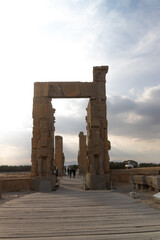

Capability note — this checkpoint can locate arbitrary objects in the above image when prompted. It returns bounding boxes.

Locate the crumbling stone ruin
[31,66,111,189]
[78,132,88,175]
[54,136,65,176]
[31,94,55,177]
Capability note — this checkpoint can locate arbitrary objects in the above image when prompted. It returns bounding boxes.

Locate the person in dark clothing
[73,169,76,178]
[55,169,58,177]
[69,169,72,178]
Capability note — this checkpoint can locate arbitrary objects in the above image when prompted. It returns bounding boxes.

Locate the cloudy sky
[0,0,160,166]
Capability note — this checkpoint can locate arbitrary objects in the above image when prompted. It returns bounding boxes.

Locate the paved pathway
[0,176,160,239]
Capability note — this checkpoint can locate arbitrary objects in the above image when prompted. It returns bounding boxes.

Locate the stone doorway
[31,66,111,190]
[53,98,87,170]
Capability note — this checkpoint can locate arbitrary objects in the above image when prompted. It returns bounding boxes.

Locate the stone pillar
[78,132,88,175]
[54,136,65,176]
[85,66,111,189]
[31,83,55,177]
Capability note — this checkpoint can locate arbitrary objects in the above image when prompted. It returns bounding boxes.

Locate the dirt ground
[113,182,160,211]
[0,191,33,205]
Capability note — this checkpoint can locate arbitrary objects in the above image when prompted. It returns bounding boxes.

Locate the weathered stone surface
[86,173,110,190]
[39,180,51,192]
[31,96,55,177]
[48,82,95,98]
[62,82,81,97]
[133,175,160,190]
[2,178,31,192]
[93,65,109,82]
[133,175,146,185]
[152,176,160,190]
[31,176,56,192]
[86,97,110,175]
[78,132,88,175]
[34,82,49,97]
[31,66,110,189]
[54,136,65,176]
[145,176,153,187]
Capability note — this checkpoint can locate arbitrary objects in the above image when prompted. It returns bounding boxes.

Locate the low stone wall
[110,167,160,183]
[0,172,56,192]
[2,178,32,192]
[134,175,160,190]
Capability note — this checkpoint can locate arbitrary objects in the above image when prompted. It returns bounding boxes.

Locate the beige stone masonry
[31,66,110,189]
[54,136,65,176]
[78,132,88,175]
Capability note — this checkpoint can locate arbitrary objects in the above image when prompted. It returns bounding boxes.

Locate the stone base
[31,175,56,192]
[1,178,31,192]
[79,169,86,176]
[86,173,110,190]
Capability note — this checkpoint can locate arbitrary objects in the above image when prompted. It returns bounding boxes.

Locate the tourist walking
[73,169,76,178]
[69,169,72,178]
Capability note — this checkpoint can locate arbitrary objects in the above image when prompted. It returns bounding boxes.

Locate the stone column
[85,66,111,189]
[78,132,88,175]
[31,83,55,177]
[54,136,65,176]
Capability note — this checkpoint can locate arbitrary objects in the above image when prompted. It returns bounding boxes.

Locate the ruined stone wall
[54,136,65,176]
[110,167,160,183]
[78,132,88,175]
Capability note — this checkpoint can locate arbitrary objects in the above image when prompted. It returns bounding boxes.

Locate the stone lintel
[34,82,106,99]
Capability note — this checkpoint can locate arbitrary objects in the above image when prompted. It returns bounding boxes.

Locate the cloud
[62,134,79,162]
[0,0,160,165]
[53,99,88,136]
[0,144,31,166]
[109,135,160,163]
[0,129,32,165]
[108,85,160,140]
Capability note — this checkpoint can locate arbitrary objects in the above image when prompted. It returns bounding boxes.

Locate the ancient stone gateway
[31,66,111,190]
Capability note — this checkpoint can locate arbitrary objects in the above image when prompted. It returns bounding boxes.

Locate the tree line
[0,161,160,172]
[110,161,160,169]
[0,165,31,172]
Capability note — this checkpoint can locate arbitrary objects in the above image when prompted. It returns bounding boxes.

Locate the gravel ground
[0,191,33,205]
[113,182,160,211]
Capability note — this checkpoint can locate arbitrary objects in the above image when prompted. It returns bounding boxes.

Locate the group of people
[67,168,76,178]
[53,167,77,178]
[54,168,58,177]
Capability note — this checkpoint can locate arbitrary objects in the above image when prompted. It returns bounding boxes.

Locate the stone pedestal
[86,173,110,190]
[31,175,56,192]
